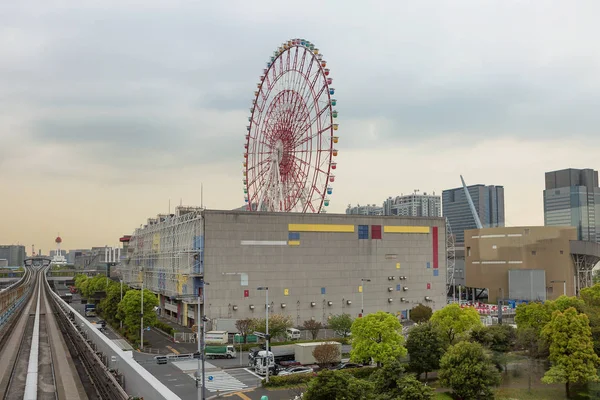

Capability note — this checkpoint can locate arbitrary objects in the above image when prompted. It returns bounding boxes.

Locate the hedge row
[261,367,378,388]
[262,373,314,387]
[154,321,175,335]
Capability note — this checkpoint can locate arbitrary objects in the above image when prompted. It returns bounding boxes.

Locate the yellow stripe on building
[288,240,301,246]
[288,224,355,233]
[383,226,430,234]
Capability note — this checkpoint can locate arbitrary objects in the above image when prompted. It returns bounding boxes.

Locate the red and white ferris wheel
[243,38,339,213]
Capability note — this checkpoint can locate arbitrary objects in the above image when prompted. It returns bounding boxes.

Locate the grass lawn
[433,393,453,400]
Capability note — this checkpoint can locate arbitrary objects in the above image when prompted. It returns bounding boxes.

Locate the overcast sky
[1,0,599,252]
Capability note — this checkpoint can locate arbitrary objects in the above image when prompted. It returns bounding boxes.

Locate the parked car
[331,362,362,370]
[277,366,314,376]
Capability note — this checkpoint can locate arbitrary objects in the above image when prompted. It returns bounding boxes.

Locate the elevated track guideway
[0,266,129,400]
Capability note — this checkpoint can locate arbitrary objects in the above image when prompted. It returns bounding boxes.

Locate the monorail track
[0,268,89,399]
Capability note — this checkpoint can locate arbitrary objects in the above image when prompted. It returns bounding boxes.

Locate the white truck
[205,330,228,344]
[252,350,277,376]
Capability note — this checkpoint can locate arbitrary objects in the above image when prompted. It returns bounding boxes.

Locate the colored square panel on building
[288,232,300,240]
[433,270,439,277]
[427,283,431,289]
[371,225,382,239]
[358,225,369,239]
[426,262,431,269]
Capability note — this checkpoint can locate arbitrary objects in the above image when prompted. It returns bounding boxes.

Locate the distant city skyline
[1,2,599,251]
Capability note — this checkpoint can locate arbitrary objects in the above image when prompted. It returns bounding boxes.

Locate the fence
[174,332,196,343]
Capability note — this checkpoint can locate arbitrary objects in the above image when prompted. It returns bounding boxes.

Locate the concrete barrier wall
[47,283,181,400]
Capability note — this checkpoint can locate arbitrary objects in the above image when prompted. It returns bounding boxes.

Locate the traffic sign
[208,376,213,381]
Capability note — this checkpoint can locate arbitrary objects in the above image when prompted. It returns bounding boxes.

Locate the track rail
[1,267,131,400]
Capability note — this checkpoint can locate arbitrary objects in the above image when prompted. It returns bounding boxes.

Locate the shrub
[262,373,314,387]
[345,367,378,379]
[154,321,175,335]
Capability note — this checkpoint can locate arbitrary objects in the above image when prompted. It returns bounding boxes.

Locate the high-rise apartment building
[0,245,26,267]
[383,192,441,217]
[544,168,600,242]
[442,184,505,244]
[346,204,384,216]
[346,192,441,218]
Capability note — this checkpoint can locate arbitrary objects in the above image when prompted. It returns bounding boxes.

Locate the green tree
[471,325,516,353]
[593,270,600,285]
[439,341,501,399]
[99,280,130,325]
[410,304,433,324]
[350,311,407,366]
[303,370,375,400]
[371,359,406,394]
[580,284,600,355]
[329,313,354,338]
[541,307,600,398]
[406,322,446,380]
[235,318,254,343]
[517,326,540,392]
[515,301,551,335]
[252,314,293,340]
[430,304,482,343]
[303,319,322,340]
[117,288,159,340]
[394,375,434,400]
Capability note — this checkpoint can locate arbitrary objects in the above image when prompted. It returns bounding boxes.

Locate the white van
[286,328,301,340]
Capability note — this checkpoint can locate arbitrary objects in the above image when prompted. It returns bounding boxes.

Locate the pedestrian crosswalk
[186,370,248,392]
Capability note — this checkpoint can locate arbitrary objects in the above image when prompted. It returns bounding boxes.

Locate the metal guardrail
[45,274,130,400]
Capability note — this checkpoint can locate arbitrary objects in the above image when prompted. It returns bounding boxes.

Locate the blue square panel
[358,225,369,239]
[433,270,439,277]
[426,262,431,269]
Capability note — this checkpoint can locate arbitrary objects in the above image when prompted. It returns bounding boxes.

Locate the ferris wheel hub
[274,139,284,164]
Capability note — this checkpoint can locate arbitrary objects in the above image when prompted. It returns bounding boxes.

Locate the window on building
[467,247,471,256]
[371,225,382,240]
[532,250,537,256]
[358,225,369,239]
[492,245,497,249]
[560,250,564,254]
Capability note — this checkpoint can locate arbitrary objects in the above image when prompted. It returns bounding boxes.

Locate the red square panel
[427,283,431,290]
[371,225,382,240]
[244,290,249,298]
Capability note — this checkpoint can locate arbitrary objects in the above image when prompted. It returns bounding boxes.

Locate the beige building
[465,226,600,303]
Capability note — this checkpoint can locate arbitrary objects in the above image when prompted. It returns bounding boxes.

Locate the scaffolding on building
[123,206,204,300]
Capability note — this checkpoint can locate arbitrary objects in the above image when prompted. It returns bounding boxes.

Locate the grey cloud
[2,0,600,173]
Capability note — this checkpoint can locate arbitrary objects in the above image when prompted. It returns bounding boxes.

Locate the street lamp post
[120,279,123,330]
[257,287,269,383]
[360,278,371,317]
[140,267,144,351]
[551,280,567,296]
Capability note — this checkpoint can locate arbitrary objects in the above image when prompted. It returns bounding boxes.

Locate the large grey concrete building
[0,245,26,267]
[122,209,447,328]
[442,184,505,245]
[544,168,600,242]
